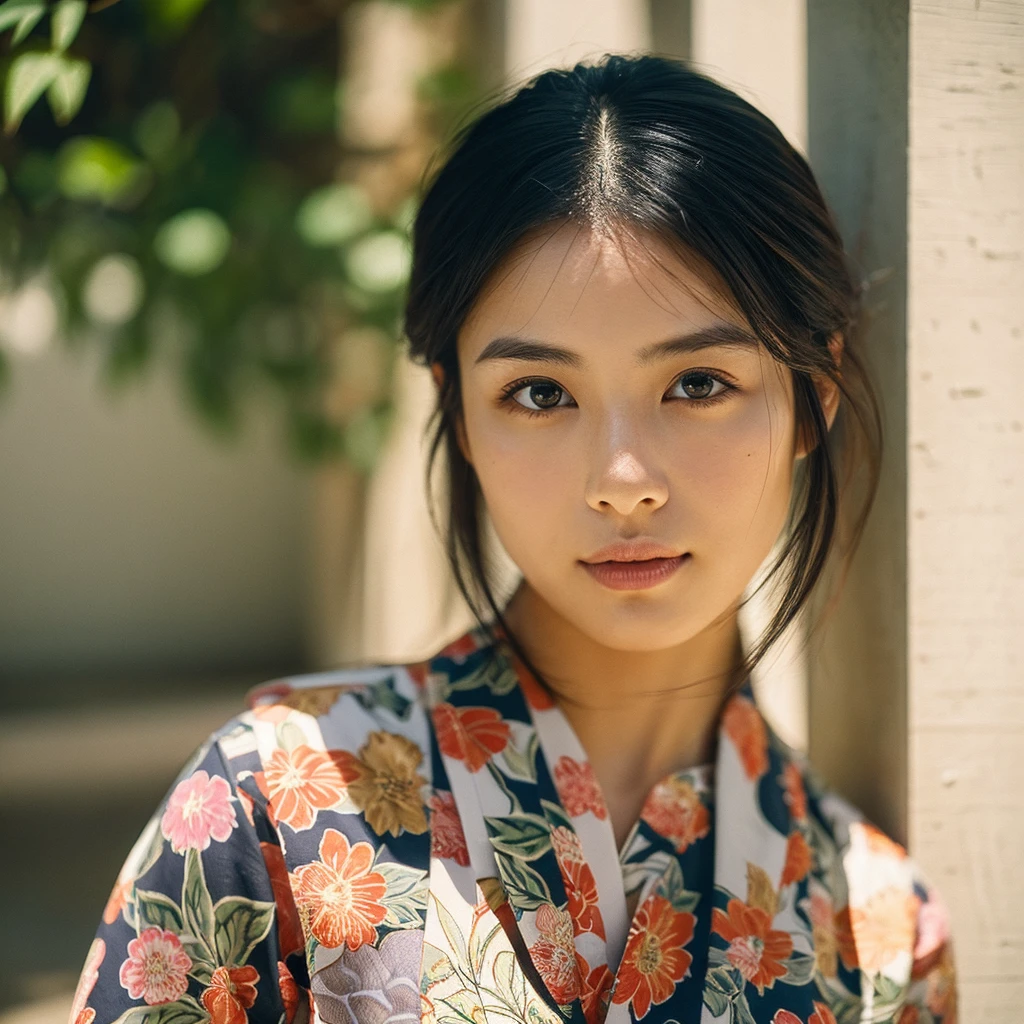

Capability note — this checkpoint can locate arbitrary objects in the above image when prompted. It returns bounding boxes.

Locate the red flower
[278,960,302,1024]
[260,842,305,956]
[428,790,470,867]
[118,927,191,1005]
[558,855,606,940]
[712,898,793,995]
[772,1005,837,1024]
[581,961,614,1024]
[640,775,710,853]
[612,895,695,1018]
[722,696,769,781]
[780,831,812,887]
[292,828,388,949]
[553,756,607,819]
[433,703,511,772]
[201,965,259,1024]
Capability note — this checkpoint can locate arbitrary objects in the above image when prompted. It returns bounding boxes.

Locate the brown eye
[511,380,571,410]
[669,372,726,401]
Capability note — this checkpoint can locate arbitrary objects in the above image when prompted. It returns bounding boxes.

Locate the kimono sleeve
[901,868,958,1024]
[68,724,309,1024]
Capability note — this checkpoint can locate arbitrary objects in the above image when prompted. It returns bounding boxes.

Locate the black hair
[404,53,881,692]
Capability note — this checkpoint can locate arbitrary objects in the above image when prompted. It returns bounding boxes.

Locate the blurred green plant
[0,0,476,467]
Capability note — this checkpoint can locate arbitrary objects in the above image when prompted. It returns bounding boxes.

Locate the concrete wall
[907,2,1024,1017]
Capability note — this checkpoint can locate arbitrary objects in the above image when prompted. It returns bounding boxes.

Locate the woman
[70,55,957,1024]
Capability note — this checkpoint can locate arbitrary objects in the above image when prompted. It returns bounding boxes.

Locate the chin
[567,594,718,653]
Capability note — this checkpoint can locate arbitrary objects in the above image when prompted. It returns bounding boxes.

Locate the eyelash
[497,370,737,418]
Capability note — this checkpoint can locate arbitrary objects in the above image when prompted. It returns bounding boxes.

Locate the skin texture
[442,220,838,848]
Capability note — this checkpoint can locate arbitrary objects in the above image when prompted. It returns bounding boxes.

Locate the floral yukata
[71,624,957,1024]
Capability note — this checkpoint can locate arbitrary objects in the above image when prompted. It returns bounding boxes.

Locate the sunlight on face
[456,221,798,652]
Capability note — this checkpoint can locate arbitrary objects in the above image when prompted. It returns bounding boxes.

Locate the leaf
[4,51,61,133]
[779,951,817,987]
[745,861,778,918]
[377,861,428,929]
[212,895,275,967]
[134,889,184,933]
[469,920,501,974]
[730,991,757,1024]
[274,719,306,752]
[496,728,538,784]
[539,798,573,833]
[109,996,208,1024]
[0,0,45,43]
[181,848,215,960]
[354,676,412,720]
[496,852,551,911]
[484,814,551,862]
[430,892,468,966]
[50,0,86,50]
[46,55,89,124]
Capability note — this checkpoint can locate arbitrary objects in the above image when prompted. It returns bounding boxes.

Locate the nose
[583,418,669,517]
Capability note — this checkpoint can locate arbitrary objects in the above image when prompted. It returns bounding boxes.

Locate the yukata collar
[428,626,822,1024]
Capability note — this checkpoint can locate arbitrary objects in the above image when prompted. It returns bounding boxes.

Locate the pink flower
[552,756,607,820]
[70,938,105,1023]
[161,770,238,854]
[118,927,192,1005]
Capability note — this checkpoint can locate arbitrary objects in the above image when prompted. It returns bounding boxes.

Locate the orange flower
[347,731,429,837]
[509,653,555,710]
[896,1007,920,1024]
[259,744,360,831]
[277,960,304,1024]
[835,903,858,970]
[612,895,695,1018]
[712,897,793,995]
[722,695,769,781]
[581,961,614,1024]
[433,703,511,772]
[260,842,304,956]
[809,1003,838,1024]
[780,831,812,887]
[780,762,807,822]
[849,886,920,974]
[560,856,606,940]
[201,965,259,1024]
[292,828,387,949]
[640,776,710,853]
[862,822,907,861]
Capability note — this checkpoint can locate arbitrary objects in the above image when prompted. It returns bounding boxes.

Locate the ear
[431,360,473,465]
[795,331,843,459]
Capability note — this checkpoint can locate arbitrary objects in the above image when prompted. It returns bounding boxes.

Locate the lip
[582,540,684,563]
[581,554,689,591]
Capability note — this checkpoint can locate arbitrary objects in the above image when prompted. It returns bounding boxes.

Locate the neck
[502,583,743,844]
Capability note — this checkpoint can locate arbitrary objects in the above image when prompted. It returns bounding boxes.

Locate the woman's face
[454,222,802,652]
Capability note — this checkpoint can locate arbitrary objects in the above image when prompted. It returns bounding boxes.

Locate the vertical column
[908,2,1024,1017]
[805,0,910,843]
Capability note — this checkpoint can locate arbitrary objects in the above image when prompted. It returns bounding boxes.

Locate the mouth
[579,545,690,592]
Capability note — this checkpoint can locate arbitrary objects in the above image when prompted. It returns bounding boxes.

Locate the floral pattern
[71,623,956,1023]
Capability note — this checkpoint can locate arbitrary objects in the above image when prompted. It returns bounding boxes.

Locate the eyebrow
[473,323,761,368]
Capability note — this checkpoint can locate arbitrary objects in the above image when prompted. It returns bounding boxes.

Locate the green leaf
[730,992,757,1024]
[0,0,46,43]
[212,895,275,967]
[377,861,428,929]
[779,951,817,987]
[181,848,215,960]
[430,891,468,966]
[485,814,551,862]
[134,889,184,933]
[495,852,551,911]
[51,0,86,50]
[46,55,89,124]
[4,51,61,133]
[498,729,538,784]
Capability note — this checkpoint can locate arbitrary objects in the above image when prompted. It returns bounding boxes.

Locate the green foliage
[0,0,479,466]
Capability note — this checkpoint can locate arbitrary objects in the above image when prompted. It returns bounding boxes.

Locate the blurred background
[0,0,1020,1021]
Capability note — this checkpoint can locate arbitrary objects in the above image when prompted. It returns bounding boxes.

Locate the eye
[506,378,574,411]
[667,371,731,402]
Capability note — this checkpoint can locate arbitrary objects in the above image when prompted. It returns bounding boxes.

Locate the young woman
[70,55,957,1024]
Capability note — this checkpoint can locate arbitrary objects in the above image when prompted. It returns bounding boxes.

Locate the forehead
[459,220,749,349]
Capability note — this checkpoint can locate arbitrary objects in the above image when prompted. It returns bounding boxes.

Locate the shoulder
[792,753,957,1021]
